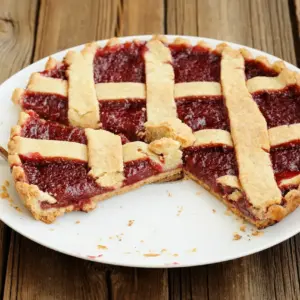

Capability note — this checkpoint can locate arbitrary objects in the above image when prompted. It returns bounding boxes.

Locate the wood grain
[119,0,164,36]
[0,0,38,297]
[167,1,300,299]
[34,0,119,60]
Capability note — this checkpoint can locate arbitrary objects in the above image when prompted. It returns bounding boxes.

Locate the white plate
[0,35,299,268]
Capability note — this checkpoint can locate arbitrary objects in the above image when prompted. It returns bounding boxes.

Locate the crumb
[177,206,183,216]
[116,234,123,241]
[240,225,246,232]
[75,220,80,224]
[212,209,216,213]
[173,253,179,257]
[143,253,160,257]
[191,248,197,252]
[4,180,9,187]
[14,206,22,213]
[97,245,108,250]
[49,228,55,231]
[167,191,172,197]
[225,209,232,216]
[252,230,264,237]
[128,220,134,227]
[233,233,242,240]
[109,236,114,240]
[140,240,144,243]
[196,191,201,195]
[0,191,9,199]
[160,248,167,253]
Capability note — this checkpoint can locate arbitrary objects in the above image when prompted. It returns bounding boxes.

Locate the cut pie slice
[8,112,182,223]
[9,35,300,227]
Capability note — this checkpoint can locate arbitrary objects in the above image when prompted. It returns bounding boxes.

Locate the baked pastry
[8,36,300,227]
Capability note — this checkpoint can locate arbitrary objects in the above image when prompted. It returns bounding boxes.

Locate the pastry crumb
[233,233,242,240]
[140,240,144,243]
[252,230,264,237]
[0,191,9,199]
[212,209,216,213]
[75,220,80,224]
[177,206,183,216]
[173,253,179,257]
[143,253,160,257]
[167,191,172,197]
[109,236,114,240]
[14,206,22,213]
[128,220,135,227]
[4,180,9,187]
[160,248,167,253]
[196,191,201,195]
[240,225,246,232]
[191,248,197,252]
[97,245,108,250]
[225,209,232,216]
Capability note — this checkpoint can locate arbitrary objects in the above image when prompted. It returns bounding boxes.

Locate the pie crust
[8,35,300,227]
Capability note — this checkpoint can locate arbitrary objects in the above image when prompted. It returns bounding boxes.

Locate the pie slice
[8,111,182,223]
[9,35,300,227]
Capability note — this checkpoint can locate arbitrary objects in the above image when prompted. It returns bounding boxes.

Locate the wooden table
[0,0,300,299]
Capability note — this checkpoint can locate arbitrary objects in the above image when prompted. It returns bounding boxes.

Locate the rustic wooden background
[0,0,300,299]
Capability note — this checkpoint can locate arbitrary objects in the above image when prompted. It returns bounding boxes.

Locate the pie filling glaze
[21,155,163,210]
[9,36,300,225]
[99,99,146,141]
[176,96,229,131]
[22,92,69,125]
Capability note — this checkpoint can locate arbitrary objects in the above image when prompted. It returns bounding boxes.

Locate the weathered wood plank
[3,0,118,299]
[167,1,300,300]
[119,0,164,36]
[34,0,119,60]
[0,0,38,297]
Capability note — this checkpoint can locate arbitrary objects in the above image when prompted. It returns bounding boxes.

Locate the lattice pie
[8,36,300,227]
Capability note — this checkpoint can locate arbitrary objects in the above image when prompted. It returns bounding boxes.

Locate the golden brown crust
[27,73,68,97]
[145,118,195,148]
[11,88,25,104]
[184,171,275,228]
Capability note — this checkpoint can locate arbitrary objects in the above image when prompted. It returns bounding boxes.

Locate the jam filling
[40,63,68,80]
[21,155,164,210]
[94,42,146,83]
[21,113,87,144]
[183,146,237,193]
[22,92,69,125]
[176,96,229,131]
[99,99,146,141]
[183,146,258,221]
[169,44,221,83]
[252,85,300,128]
[124,158,163,186]
[21,156,111,209]
[245,59,279,80]
[271,143,300,186]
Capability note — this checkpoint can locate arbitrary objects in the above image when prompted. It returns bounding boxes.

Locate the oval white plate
[0,35,299,268]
